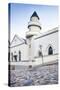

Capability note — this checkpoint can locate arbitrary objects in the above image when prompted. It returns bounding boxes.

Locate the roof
[34,27,58,40]
[10,34,27,47]
[31,11,39,20]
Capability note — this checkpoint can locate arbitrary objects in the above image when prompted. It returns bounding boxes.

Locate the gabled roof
[10,34,26,47]
[31,11,39,20]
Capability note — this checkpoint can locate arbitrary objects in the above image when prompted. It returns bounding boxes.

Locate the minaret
[26,11,41,61]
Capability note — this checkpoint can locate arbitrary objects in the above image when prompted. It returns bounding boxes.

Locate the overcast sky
[9,3,58,41]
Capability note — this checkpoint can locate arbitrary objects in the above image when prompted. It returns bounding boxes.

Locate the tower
[26,11,41,61]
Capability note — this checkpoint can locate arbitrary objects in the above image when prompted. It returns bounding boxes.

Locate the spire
[31,11,39,20]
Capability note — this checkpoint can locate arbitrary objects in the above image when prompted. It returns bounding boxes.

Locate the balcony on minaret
[28,21,41,29]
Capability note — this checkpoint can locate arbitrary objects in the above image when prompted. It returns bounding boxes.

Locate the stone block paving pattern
[10,63,58,87]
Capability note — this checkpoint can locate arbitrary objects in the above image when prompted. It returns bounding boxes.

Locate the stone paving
[10,62,58,87]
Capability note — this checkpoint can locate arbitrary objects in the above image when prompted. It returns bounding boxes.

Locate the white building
[10,11,59,66]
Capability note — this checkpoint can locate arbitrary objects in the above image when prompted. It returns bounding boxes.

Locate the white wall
[10,54,58,66]
[10,29,58,64]
[34,31,58,58]
[28,25,40,32]
[10,44,29,61]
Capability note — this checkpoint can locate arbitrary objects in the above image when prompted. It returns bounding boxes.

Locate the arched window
[48,46,53,55]
[19,51,21,61]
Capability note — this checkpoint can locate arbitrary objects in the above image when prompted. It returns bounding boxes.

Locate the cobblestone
[10,63,58,86]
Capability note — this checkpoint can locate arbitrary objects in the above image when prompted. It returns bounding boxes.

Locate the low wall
[9,54,58,66]
[35,54,58,65]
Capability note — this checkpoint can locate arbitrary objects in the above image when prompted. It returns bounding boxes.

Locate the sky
[9,3,58,41]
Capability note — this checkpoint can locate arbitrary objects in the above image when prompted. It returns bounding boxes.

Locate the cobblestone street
[10,62,58,87]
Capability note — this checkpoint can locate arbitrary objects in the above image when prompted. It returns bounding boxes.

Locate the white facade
[10,11,59,66]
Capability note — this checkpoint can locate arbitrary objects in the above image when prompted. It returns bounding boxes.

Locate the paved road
[10,63,58,87]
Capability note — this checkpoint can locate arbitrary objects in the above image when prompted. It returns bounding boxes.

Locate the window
[19,51,21,61]
[48,46,53,55]
[11,53,13,61]
[14,55,17,62]
[8,52,10,62]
